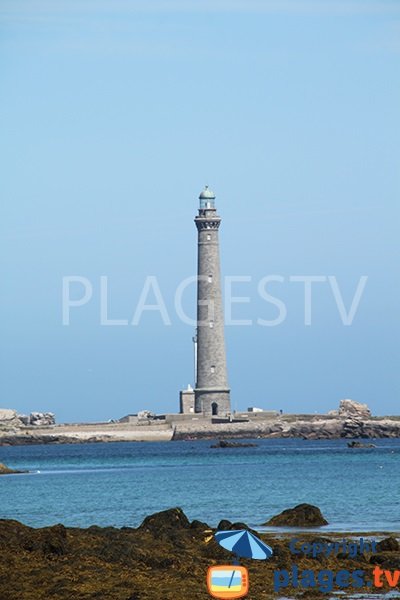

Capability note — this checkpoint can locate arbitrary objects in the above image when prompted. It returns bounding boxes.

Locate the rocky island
[0,400,399,446]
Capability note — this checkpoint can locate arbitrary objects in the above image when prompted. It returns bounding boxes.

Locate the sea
[1,437,399,532]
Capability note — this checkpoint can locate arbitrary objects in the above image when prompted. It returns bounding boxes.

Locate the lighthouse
[193,186,231,417]
[179,186,231,417]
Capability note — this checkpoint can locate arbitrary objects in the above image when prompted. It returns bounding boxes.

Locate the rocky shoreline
[173,415,400,441]
[0,507,399,600]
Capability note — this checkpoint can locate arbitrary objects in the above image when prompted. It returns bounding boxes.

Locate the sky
[1,0,399,422]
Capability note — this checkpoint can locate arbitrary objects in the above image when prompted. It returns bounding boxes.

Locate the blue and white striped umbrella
[215,529,273,560]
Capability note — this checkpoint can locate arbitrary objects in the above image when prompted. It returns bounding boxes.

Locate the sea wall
[0,421,174,445]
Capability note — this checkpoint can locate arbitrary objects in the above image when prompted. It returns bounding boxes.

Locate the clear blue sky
[1,0,399,422]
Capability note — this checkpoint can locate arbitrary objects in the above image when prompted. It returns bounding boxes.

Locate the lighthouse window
[209,321,214,328]
[210,365,215,374]
[208,274,213,283]
[207,234,211,240]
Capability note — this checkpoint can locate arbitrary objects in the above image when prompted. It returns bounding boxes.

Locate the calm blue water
[0,438,399,531]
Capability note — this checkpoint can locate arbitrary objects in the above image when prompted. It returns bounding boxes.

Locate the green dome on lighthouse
[199,185,216,200]
[199,185,216,209]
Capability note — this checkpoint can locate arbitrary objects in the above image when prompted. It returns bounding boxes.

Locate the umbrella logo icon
[215,529,273,561]
[207,530,273,598]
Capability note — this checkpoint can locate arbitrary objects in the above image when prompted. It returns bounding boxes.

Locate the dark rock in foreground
[376,536,400,552]
[370,551,400,570]
[138,507,191,535]
[0,520,67,556]
[265,503,329,527]
[216,519,259,536]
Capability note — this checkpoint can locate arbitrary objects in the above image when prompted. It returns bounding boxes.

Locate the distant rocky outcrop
[0,409,55,429]
[137,410,156,420]
[264,504,329,527]
[0,409,24,427]
[210,440,257,448]
[347,441,376,448]
[27,412,56,427]
[338,399,371,420]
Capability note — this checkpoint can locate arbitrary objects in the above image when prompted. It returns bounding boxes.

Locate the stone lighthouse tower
[193,186,231,417]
